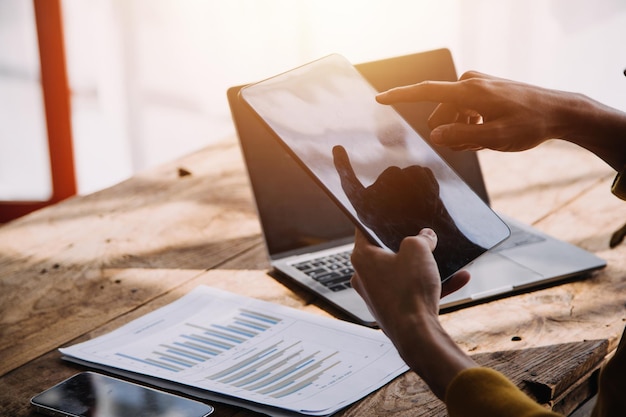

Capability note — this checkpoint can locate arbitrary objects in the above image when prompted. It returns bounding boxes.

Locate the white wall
[455,0,626,109]
[0,0,49,200]
[1,0,625,199]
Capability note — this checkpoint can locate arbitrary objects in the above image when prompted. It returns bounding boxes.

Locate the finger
[441,270,471,298]
[430,123,493,149]
[352,228,372,252]
[352,228,385,267]
[416,227,438,252]
[376,81,465,105]
[349,273,378,323]
[349,271,364,296]
[458,70,495,81]
[332,145,366,197]
[349,272,373,314]
[377,72,503,107]
[459,70,509,83]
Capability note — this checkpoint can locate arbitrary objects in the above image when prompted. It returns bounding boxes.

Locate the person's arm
[350,229,562,415]
[376,71,626,171]
[350,228,474,399]
[363,72,626,414]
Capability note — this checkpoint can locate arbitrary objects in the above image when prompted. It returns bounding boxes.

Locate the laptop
[227,48,606,327]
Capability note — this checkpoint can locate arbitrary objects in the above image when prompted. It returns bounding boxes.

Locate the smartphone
[30,372,214,417]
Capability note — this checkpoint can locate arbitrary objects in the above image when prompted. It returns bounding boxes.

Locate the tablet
[239,54,510,280]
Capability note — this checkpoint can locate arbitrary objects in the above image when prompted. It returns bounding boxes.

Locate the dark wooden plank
[478,340,608,415]
[338,340,607,416]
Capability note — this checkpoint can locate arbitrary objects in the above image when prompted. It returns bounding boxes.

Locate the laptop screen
[228,49,490,260]
[228,85,354,257]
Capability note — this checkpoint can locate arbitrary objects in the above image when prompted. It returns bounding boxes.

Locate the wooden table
[1,137,625,416]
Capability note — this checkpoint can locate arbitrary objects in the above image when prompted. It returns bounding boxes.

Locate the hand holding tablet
[240,54,510,280]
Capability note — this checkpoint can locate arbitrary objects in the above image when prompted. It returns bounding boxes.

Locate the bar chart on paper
[117,308,285,373]
[60,286,408,415]
[115,306,345,400]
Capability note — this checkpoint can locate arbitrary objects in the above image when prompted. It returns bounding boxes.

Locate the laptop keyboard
[292,250,354,292]
[291,225,543,292]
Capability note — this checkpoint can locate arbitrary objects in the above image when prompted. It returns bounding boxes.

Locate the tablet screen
[240,54,510,280]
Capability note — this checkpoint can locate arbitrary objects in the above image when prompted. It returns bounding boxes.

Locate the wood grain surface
[1,137,624,416]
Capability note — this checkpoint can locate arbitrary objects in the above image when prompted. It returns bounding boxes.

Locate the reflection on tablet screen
[240,54,510,280]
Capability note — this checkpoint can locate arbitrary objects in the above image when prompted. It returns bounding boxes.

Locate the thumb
[417,227,438,252]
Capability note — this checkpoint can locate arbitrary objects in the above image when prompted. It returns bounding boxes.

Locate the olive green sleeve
[445,367,562,417]
[591,329,626,417]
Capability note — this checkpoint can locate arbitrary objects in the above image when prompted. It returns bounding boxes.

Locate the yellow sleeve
[445,367,562,417]
[591,329,626,417]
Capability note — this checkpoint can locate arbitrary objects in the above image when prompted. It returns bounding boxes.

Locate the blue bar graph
[207,339,342,398]
[115,308,282,373]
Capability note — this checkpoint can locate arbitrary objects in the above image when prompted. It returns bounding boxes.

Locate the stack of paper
[61,286,408,416]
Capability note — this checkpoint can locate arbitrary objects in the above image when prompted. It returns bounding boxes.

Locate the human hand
[350,228,470,335]
[350,228,474,399]
[376,71,575,152]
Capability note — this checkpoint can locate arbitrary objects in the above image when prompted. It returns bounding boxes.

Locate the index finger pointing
[376,81,464,105]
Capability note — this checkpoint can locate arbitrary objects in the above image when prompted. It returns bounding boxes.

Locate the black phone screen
[240,54,510,280]
[31,372,214,417]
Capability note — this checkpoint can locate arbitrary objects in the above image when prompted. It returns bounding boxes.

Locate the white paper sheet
[60,286,408,416]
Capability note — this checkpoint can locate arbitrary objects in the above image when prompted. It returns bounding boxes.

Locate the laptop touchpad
[441,252,543,305]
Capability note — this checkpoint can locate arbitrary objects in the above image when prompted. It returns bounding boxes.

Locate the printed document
[61,286,408,416]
